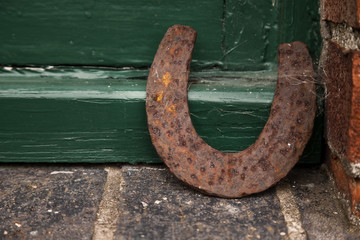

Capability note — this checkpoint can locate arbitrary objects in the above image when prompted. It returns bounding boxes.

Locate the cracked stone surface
[0,164,107,239]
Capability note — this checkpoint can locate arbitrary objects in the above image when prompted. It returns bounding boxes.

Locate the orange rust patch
[167,105,176,113]
[156,91,163,102]
[162,72,171,87]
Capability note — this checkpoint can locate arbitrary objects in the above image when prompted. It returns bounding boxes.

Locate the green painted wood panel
[0,0,224,69]
[0,1,323,164]
[223,0,321,70]
[279,0,321,63]
[223,0,280,71]
[0,67,322,163]
[0,0,320,70]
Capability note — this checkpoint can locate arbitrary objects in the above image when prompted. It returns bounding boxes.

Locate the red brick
[324,41,360,172]
[321,0,360,28]
[350,55,360,163]
[327,149,360,218]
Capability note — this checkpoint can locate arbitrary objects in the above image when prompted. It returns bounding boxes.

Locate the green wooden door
[0,0,322,163]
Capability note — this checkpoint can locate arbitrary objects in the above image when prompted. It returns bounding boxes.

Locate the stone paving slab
[115,165,288,240]
[1,163,360,240]
[285,167,360,240]
[0,164,107,239]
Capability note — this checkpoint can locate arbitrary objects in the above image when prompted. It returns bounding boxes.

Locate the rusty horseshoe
[146,25,316,198]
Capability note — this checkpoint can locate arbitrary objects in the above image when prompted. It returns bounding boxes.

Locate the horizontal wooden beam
[0,67,322,163]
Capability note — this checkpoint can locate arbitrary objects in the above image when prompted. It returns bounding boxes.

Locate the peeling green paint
[0,68,322,163]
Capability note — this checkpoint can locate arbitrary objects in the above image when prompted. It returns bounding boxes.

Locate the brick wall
[321,0,360,220]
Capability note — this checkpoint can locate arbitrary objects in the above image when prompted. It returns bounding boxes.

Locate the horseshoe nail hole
[179,140,187,147]
[170,47,182,56]
[279,149,288,156]
[240,173,246,180]
[191,143,201,151]
[258,158,271,171]
[152,111,159,118]
[151,127,161,136]
[285,49,294,55]
[166,130,173,137]
[191,174,198,181]
[296,118,303,125]
[228,158,237,164]
[218,176,224,183]
[228,168,239,177]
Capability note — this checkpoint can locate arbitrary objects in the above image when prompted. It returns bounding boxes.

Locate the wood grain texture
[0,68,322,163]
